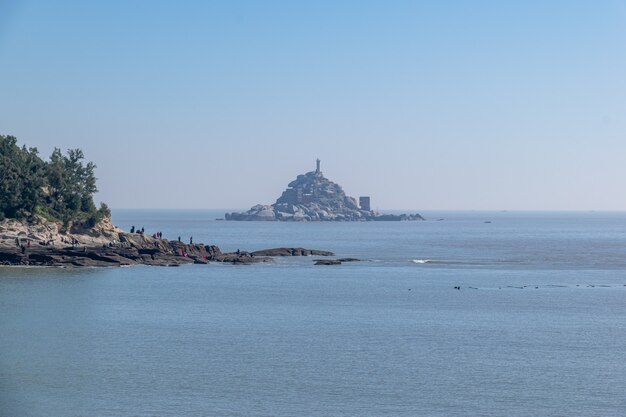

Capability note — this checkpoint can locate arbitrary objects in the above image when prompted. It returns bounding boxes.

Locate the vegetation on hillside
[0,134,110,226]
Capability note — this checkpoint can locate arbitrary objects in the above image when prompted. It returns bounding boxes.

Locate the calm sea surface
[1,210,625,416]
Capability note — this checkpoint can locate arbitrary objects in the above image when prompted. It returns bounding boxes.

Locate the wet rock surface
[313,258,361,265]
[314,259,343,266]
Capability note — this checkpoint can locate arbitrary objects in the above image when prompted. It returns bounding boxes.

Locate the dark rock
[230,257,264,265]
[0,252,26,264]
[313,258,360,263]
[205,245,222,257]
[138,248,160,255]
[314,259,342,265]
[250,247,335,257]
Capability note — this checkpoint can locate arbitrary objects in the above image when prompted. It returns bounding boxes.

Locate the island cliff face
[225,160,423,222]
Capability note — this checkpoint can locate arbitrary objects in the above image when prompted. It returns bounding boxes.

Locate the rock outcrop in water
[250,248,334,257]
[226,160,424,222]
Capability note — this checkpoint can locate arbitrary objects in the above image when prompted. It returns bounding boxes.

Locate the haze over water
[1,210,625,416]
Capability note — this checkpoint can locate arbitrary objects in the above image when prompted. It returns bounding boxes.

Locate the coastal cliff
[226,160,423,221]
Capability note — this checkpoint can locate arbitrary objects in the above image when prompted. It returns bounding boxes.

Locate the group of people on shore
[129,226,144,234]
[127,226,199,249]
[174,235,193,244]
[130,226,168,241]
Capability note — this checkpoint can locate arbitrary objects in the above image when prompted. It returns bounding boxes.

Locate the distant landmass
[226,160,423,221]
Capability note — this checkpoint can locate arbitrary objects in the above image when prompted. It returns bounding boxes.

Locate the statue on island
[225,160,424,222]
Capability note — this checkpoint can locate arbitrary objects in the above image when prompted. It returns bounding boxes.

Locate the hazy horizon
[109,207,626,214]
[1,1,625,211]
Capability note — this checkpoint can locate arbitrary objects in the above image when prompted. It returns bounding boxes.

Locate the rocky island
[226,159,423,221]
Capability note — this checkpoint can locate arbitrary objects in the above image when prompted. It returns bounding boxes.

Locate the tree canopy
[0,135,110,225]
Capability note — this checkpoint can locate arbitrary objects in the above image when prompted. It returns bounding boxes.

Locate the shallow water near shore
[1,210,626,416]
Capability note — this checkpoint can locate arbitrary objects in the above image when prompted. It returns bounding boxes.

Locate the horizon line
[108,207,626,213]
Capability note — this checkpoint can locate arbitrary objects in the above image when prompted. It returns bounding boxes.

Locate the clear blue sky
[1,1,625,210]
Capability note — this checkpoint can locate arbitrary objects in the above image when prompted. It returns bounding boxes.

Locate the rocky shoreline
[0,235,335,267]
[0,218,334,267]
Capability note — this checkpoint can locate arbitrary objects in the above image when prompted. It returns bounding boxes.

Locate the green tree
[0,136,45,218]
[0,134,109,226]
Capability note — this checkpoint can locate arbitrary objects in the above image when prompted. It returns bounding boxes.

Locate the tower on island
[359,196,371,211]
[316,158,321,174]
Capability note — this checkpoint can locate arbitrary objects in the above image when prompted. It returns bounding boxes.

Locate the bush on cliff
[0,134,109,226]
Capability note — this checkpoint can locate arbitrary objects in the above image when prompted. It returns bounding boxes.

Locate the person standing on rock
[190,236,193,245]
[178,236,181,242]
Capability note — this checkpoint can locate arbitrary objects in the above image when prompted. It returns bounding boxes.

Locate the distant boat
[484,221,491,224]
[215,218,225,221]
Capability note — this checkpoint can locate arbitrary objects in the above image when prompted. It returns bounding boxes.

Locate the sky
[1,0,625,210]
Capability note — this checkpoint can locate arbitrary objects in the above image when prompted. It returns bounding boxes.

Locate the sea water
[1,210,625,416]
